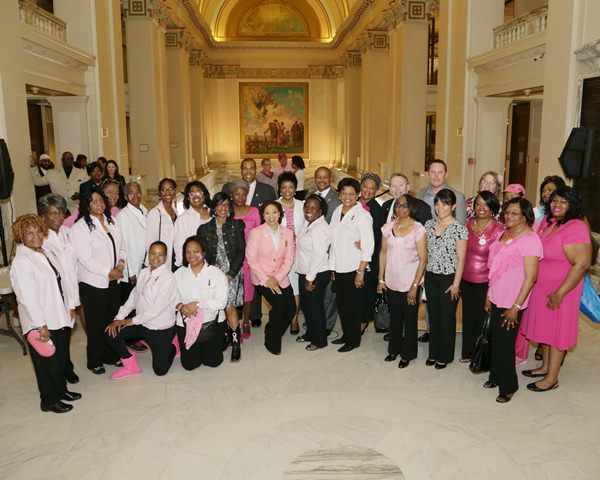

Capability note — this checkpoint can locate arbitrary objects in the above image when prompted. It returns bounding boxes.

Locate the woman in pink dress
[232,180,261,337]
[521,187,591,392]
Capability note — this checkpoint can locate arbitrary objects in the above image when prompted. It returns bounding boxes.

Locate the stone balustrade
[493,6,548,49]
[18,0,66,42]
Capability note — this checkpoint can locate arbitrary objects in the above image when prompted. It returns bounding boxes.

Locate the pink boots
[111,354,141,379]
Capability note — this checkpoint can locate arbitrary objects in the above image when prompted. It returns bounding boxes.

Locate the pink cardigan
[246,223,295,288]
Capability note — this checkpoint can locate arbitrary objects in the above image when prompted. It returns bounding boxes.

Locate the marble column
[189,50,208,175]
[46,96,91,159]
[166,29,194,183]
[123,0,171,192]
[386,7,429,183]
[342,51,361,172]
[359,31,389,177]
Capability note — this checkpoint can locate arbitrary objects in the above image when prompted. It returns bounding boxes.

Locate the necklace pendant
[506,238,513,244]
[478,237,487,246]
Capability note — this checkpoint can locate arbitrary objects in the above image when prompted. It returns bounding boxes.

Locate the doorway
[508,102,530,186]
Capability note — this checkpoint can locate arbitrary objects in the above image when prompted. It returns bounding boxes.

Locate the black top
[197,218,246,278]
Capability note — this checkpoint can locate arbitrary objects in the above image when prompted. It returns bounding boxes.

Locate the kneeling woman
[10,214,81,413]
[246,201,296,355]
[175,236,229,369]
[105,241,178,378]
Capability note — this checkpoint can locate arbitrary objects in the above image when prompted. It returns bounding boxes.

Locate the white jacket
[10,244,73,334]
[71,215,127,288]
[296,216,331,281]
[117,203,148,279]
[173,208,211,267]
[42,226,80,309]
[277,197,305,236]
[329,203,374,273]
[30,166,88,210]
[146,202,176,267]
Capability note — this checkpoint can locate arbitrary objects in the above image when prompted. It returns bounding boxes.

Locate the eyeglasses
[396,203,409,209]
[160,187,176,192]
[188,191,203,198]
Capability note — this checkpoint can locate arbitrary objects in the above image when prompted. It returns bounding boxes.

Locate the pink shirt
[487,231,543,309]
[381,221,426,292]
[463,219,505,283]
[283,207,295,233]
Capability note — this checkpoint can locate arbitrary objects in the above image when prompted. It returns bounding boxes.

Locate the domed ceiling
[198,0,361,43]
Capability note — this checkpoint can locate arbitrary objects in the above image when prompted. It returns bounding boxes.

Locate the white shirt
[42,227,80,309]
[296,216,331,281]
[317,187,331,198]
[295,169,305,191]
[173,208,211,267]
[329,203,374,273]
[174,264,228,327]
[30,166,88,210]
[246,180,257,206]
[10,245,73,333]
[115,264,177,330]
[146,202,176,267]
[117,203,148,279]
[71,215,127,288]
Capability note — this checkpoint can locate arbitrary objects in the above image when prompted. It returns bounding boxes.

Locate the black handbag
[374,291,391,330]
[469,311,492,374]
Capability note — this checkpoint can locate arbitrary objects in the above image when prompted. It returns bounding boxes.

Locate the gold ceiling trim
[204,64,344,78]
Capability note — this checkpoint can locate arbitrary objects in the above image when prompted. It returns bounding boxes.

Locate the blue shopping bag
[580,274,600,323]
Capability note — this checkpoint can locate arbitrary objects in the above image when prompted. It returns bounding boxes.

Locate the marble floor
[1,314,600,480]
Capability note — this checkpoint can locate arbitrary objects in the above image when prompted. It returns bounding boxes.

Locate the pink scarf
[184,309,205,350]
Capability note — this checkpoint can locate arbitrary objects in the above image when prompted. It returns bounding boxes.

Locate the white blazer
[71,215,127,288]
[296,216,331,281]
[10,244,73,334]
[117,203,148,279]
[329,203,374,273]
[115,264,177,330]
[277,197,305,236]
[42,226,80,309]
[146,202,176,267]
[173,208,211,267]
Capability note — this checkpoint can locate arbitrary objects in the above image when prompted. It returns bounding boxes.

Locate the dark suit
[250,181,276,208]
[308,188,340,224]
[362,198,384,325]
[381,197,433,226]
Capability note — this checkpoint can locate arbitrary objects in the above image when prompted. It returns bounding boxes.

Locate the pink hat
[503,183,525,195]
[26,330,56,357]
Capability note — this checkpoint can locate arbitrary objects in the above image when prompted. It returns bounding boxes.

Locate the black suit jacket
[381,197,432,226]
[250,181,276,208]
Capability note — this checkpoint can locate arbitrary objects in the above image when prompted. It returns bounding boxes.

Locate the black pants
[258,285,296,354]
[324,282,338,330]
[176,321,225,370]
[489,304,522,396]
[388,289,420,360]
[249,289,262,321]
[106,324,176,376]
[299,272,330,348]
[335,271,365,348]
[79,281,120,369]
[460,280,488,359]
[28,327,70,406]
[425,272,458,363]
[361,270,378,325]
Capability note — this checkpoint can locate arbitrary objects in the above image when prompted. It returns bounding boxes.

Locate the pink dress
[234,207,261,303]
[522,218,590,350]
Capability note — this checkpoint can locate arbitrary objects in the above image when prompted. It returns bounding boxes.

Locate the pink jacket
[246,224,296,288]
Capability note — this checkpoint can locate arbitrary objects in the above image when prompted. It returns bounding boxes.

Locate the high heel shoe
[242,321,251,339]
[398,359,410,369]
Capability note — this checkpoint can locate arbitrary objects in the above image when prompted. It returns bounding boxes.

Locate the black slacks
[28,327,70,406]
[489,304,522,396]
[324,282,338,330]
[424,272,458,364]
[298,271,330,348]
[460,280,489,359]
[387,289,420,361]
[249,289,263,321]
[360,270,378,325]
[258,285,296,354]
[334,271,365,348]
[176,320,225,370]
[106,324,176,376]
[79,281,120,369]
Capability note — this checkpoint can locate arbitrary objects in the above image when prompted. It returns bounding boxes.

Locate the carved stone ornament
[384,0,439,30]
[203,65,344,79]
[575,38,600,76]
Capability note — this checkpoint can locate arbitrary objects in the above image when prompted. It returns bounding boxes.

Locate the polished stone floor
[1,314,599,480]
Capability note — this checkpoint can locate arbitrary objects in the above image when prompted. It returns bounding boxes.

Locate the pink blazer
[246,224,295,288]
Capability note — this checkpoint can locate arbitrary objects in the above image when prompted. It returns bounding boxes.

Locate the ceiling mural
[237,2,310,38]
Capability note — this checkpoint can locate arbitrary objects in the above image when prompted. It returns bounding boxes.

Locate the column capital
[383,0,439,30]
[165,28,196,52]
[308,65,344,79]
[341,50,362,69]
[189,49,206,68]
[357,30,388,55]
[122,0,170,29]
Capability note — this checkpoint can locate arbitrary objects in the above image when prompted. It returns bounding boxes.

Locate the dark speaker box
[559,127,597,179]
[0,139,15,200]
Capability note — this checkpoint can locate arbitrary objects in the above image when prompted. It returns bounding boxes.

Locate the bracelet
[378,279,385,284]
[356,270,365,276]
[513,303,522,310]
[412,283,419,288]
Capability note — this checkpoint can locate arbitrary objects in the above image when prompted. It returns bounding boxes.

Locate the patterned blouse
[425,219,469,275]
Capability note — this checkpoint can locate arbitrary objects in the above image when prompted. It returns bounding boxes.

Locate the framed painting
[239,82,308,158]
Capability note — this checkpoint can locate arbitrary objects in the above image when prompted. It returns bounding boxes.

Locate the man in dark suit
[241,158,276,327]
[381,172,432,226]
[308,166,341,224]
[241,158,276,208]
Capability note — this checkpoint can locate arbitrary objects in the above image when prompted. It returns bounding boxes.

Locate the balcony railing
[18,0,67,42]
[494,6,547,49]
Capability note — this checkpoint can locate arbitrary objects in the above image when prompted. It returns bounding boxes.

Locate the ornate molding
[383,0,439,30]
[165,28,196,52]
[203,65,344,79]
[122,0,170,30]
[357,30,389,55]
[342,50,362,68]
[189,49,206,68]
[575,38,600,76]
[471,44,545,73]
[22,38,91,70]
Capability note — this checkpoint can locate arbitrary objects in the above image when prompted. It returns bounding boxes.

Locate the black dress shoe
[375,327,389,333]
[434,362,447,370]
[305,344,322,351]
[66,372,80,384]
[527,381,559,392]
[90,366,105,375]
[384,354,398,362]
[418,332,430,343]
[251,319,262,328]
[483,380,498,389]
[383,333,390,342]
[496,393,514,403]
[41,401,73,413]
[296,335,309,343]
[398,359,410,369]
[337,344,356,353]
[425,358,436,366]
[62,391,82,402]
[331,338,345,345]
[522,369,547,378]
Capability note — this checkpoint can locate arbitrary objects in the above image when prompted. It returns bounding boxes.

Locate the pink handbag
[26,330,56,357]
